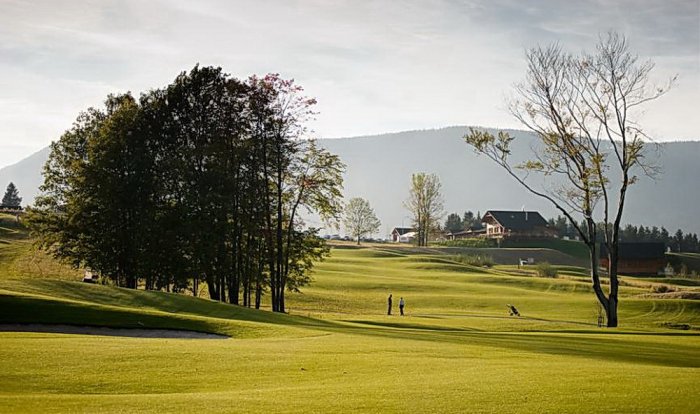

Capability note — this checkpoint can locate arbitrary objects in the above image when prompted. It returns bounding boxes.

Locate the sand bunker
[0,324,229,339]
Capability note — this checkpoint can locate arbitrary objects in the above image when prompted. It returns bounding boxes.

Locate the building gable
[483,210,548,231]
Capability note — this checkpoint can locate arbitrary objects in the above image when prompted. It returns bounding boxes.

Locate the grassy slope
[0,214,81,281]
[0,239,699,413]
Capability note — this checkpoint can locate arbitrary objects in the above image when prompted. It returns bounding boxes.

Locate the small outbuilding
[599,242,666,276]
[390,227,415,243]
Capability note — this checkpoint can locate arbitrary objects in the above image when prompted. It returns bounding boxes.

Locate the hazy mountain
[317,127,700,236]
[2,127,698,235]
[0,146,50,206]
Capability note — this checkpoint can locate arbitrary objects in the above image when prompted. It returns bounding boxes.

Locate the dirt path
[0,324,229,339]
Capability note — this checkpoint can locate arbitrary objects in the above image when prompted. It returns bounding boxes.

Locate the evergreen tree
[1,182,22,207]
[673,229,684,252]
[444,213,463,234]
[462,211,476,229]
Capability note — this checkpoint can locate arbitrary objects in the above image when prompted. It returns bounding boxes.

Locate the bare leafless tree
[404,173,444,247]
[465,33,674,327]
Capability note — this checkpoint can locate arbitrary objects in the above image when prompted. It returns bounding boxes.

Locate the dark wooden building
[599,242,666,276]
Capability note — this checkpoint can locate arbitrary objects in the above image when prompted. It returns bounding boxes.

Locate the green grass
[1,240,699,413]
[501,238,590,260]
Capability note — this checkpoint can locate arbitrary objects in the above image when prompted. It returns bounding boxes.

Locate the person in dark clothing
[399,297,405,316]
[387,294,393,315]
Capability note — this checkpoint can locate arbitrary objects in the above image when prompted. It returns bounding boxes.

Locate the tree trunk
[207,273,220,300]
[606,295,618,327]
[125,275,137,289]
[243,276,249,307]
[279,291,286,313]
[607,246,620,328]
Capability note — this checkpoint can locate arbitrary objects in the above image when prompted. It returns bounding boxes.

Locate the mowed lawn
[1,244,699,413]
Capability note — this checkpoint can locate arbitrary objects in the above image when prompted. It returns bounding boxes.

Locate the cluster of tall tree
[28,66,344,312]
[620,225,698,253]
[465,33,673,327]
[443,211,482,234]
[548,215,700,253]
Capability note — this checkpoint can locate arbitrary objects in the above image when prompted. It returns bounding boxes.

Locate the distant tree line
[443,211,482,234]
[547,215,700,253]
[28,66,344,313]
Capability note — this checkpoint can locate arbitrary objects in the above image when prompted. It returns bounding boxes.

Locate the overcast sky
[1,0,698,167]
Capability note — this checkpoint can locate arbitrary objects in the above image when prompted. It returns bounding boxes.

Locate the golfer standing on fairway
[399,297,405,316]
[387,294,393,315]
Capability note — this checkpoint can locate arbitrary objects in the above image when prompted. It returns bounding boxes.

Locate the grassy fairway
[1,244,699,413]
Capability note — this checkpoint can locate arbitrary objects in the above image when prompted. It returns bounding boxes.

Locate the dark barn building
[599,242,666,276]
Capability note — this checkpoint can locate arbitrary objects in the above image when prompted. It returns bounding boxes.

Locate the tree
[344,197,381,244]
[29,94,157,288]
[248,74,344,312]
[462,211,478,229]
[444,213,463,234]
[404,173,444,247]
[28,66,344,310]
[673,229,684,252]
[1,182,22,207]
[464,33,673,327]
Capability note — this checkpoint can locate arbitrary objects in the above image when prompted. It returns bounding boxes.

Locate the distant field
[1,232,699,413]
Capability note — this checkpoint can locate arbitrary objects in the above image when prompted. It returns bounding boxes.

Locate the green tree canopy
[344,197,381,244]
[28,66,345,312]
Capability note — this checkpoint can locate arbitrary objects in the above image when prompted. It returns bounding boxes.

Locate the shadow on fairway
[326,318,700,369]
[343,319,483,332]
[3,279,698,369]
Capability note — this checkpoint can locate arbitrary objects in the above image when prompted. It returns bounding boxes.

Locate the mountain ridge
[2,126,699,234]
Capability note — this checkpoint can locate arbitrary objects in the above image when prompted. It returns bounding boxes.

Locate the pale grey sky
[1,0,698,167]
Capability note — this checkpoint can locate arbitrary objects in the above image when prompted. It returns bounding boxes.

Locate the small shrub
[661,322,691,330]
[535,262,558,278]
[452,254,494,268]
[438,238,496,248]
[650,284,676,294]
